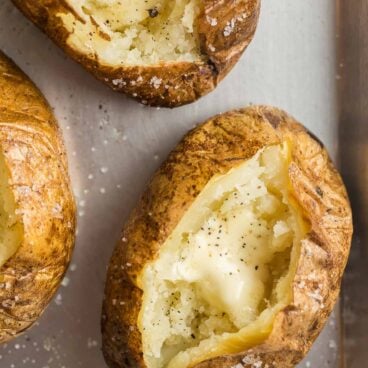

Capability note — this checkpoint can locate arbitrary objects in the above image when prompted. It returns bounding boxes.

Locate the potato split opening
[139,143,307,368]
[0,149,23,269]
[59,0,203,65]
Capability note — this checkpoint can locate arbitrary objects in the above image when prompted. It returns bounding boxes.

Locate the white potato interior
[138,144,307,368]
[0,150,23,268]
[59,0,203,65]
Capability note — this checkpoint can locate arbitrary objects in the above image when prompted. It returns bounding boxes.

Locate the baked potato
[102,106,352,368]
[0,50,76,342]
[12,0,260,108]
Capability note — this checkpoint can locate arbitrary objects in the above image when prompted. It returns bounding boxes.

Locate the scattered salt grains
[79,200,86,207]
[112,78,126,87]
[54,294,62,306]
[122,237,127,242]
[14,344,20,350]
[100,187,106,194]
[61,276,70,287]
[150,76,162,89]
[91,146,96,152]
[153,154,159,161]
[100,166,109,174]
[78,210,85,218]
[116,184,122,189]
[241,355,264,368]
[122,134,128,141]
[305,362,311,368]
[329,339,337,349]
[206,15,218,26]
[87,338,98,349]
[87,174,94,180]
[224,18,236,37]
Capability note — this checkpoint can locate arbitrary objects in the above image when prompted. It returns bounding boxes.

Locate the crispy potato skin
[102,106,352,368]
[11,0,260,107]
[0,51,76,342]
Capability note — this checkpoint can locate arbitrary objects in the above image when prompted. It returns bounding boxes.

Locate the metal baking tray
[0,0,365,367]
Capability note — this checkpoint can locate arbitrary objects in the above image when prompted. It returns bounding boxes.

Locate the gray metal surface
[0,0,341,367]
[338,1,368,368]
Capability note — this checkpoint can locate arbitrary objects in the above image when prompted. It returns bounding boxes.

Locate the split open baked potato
[0,51,76,342]
[12,0,260,107]
[102,106,352,368]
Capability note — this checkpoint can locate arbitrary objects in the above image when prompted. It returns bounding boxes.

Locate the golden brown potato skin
[0,51,76,342]
[11,0,260,108]
[102,106,352,368]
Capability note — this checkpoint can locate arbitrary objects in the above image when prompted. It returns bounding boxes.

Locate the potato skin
[11,0,260,108]
[0,51,76,342]
[102,106,352,368]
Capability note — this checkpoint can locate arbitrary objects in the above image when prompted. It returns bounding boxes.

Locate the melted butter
[140,143,305,368]
[156,171,292,329]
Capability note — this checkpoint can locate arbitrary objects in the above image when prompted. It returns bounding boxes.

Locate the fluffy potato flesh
[138,143,308,368]
[59,0,203,65]
[0,149,23,268]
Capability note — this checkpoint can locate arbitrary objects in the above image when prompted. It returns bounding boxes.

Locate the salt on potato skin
[0,51,76,344]
[12,0,261,107]
[102,106,352,368]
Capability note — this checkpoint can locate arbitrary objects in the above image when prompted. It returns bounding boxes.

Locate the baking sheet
[0,1,341,367]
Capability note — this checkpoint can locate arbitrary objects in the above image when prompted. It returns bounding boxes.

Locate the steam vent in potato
[0,51,76,342]
[12,0,260,107]
[102,106,353,368]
